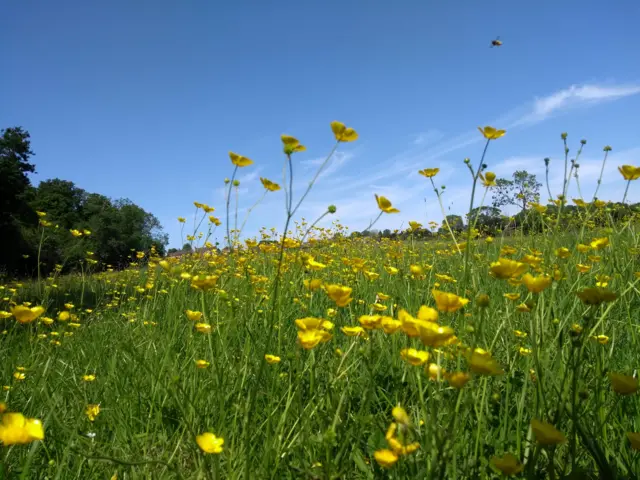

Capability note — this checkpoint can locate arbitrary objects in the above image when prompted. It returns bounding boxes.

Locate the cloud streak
[512,83,640,127]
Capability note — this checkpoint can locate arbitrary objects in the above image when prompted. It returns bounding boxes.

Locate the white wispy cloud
[412,129,444,146]
[512,83,640,126]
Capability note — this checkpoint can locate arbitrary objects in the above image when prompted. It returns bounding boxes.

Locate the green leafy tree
[442,214,464,233]
[466,206,507,234]
[0,127,37,274]
[492,170,542,213]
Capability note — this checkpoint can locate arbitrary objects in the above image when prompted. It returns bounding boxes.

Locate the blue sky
[2,1,640,248]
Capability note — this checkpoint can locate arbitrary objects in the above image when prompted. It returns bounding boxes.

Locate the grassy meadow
[1,124,640,479]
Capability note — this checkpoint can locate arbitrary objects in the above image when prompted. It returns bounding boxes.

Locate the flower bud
[476,294,490,308]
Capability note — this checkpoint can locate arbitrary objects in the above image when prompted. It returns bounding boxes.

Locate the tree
[0,126,169,276]
[182,243,193,252]
[0,127,37,274]
[466,206,507,234]
[443,214,464,232]
[492,170,542,213]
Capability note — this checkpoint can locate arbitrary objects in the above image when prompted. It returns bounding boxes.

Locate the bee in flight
[490,36,503,48]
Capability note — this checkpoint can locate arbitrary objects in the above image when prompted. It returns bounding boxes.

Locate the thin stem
[234,185,239,245]
[239,190,268,239]
[430,178,461,253]
[287,154,294,215]
[225,166,239,252]
[300,210,330,244]
[290,142,339,217]
[362,211,383,234]
[592,150,609,202]
[622,180,631,204]
[37,227,45,297]
[463,139,491,285]
[545,159,553,202]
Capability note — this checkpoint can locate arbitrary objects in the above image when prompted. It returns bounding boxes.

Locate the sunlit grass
[1,125,639,479]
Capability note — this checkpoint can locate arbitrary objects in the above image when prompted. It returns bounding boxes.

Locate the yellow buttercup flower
[478,126,506,140]
[609,372,638,395]
[85,404,100,422]
[359,315,383,330]
[618,165,640,180]
[489,258,528,280]
[0,412,44,445]
[264,354,281,364]
[418,321,455,348]
[381,316,402,334]
[325,284,353,307]
[297,329,332,350]
[196,432,224,454]
[590,237,609,250]
[522,273,552,293]
[408,221,422,231]
[577,243,591,253]
[431,289,469,313]
[391,406,411,426]
[303,279,323,291]
[467,348,503,375]
[195,360,210,369]
[531,418,566,445]
[229,151,254,168]
[341,326,367,337]
[295,317,334,332]
[555,247,570,259]
[330,121,358,142]
[490,453,524,476]
[418,168,439,178]
[375,194,400,214]
[306,257,327,270]
[83,374,96,382]
[446,371,471,389]
[371,302,386,312]
[195,323,212,334]
[185,310,203,321]
[191,275,218,291]
[530,202,547,213]
[11,305,45,324]
[400,348,429,366]
[260,177,281,192]
[479,171,497,187]
[576,287,617,305]
[591,335,610,345]
[280,134,306,154]
[374,449,398,468]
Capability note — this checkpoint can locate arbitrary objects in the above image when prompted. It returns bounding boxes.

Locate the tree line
[347,169,638,240]
[1,126,168,278]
